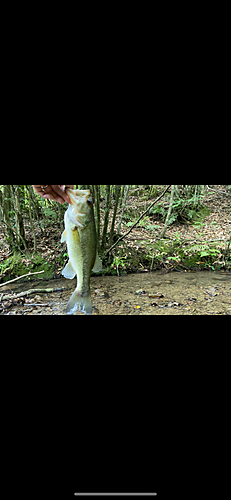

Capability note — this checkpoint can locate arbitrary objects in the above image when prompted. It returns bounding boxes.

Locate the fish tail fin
[66,289,92,315]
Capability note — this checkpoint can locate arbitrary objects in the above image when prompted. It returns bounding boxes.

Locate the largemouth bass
[61,188,102,315]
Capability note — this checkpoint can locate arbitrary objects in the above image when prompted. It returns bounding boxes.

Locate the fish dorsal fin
[61,230,67,243]
[62,260,76,280]
[92,252,102,273]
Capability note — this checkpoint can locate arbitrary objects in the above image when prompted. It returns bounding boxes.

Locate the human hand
[32,185,74,204]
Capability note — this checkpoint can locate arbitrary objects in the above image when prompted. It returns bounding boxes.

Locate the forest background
[0,185,230,284]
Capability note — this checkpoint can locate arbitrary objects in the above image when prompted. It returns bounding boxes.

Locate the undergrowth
[106,238,230,275]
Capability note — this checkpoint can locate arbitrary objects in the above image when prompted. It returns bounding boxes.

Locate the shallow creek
[2,270,230,315]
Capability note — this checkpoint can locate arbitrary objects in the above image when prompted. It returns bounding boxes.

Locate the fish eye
[87,199,92,205]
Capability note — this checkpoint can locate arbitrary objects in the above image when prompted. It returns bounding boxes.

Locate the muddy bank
[1,270,230,315]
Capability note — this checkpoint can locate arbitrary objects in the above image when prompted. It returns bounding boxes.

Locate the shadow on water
[2,270,230,315]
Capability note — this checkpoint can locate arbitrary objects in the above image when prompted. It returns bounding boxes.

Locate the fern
[188,244,208,253]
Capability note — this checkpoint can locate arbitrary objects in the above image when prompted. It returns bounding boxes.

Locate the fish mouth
[66,189,92,227]
[66,188,91,205]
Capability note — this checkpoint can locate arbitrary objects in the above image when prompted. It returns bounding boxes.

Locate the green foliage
[146,224,162,231]
[0,185,230,281]
[144,239,226,271]
[0,252,56,281]
[150,204,166,219]
[150,194,210,226]
[110,254,128,274]
[42,207,58,220]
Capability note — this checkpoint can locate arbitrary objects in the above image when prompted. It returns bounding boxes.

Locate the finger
[50,185,71,204]
[43,186,66,204]
[49,185,73,204]
[32,185,48,197]
[43,186,65,204]
[43,193,65,204]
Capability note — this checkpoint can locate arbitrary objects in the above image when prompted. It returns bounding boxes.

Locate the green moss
[0,252,56,283]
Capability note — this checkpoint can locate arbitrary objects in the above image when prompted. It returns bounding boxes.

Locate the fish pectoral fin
[92,252,103,273]
[61,230,67,243]
[62,260,76,279]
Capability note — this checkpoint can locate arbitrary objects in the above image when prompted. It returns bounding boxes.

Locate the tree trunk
[27,185,37,253]
[117,185,130,235]
[0,185,15,250]
[94,185,101,251]
[101,185,111,252]
[109,185,121,248]
[160,184,175,238]
[11,185,27,250]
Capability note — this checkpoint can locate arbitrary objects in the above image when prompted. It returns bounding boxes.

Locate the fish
[61,188,102,315]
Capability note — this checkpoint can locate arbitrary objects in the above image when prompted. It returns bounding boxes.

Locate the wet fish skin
[61,189,102,315]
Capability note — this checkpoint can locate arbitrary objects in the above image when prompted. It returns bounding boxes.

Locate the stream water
[2,270,230,315]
